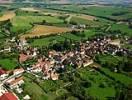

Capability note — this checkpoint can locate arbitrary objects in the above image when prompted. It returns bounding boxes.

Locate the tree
[42,20,46,24]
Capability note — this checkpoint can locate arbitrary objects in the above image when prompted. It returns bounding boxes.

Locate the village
[0,34,131,100]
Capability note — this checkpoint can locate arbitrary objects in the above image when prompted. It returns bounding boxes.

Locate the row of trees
[95,54,132,73]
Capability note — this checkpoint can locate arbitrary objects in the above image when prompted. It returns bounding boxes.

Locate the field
[20,25,74,39]
[20,7,40,12]
[0,11,15,21]
[110,24,132,37]
[30,29,96,47]
[0,58,17,70]
[101,67,132,86]
[23,74,48,100]
[78,67,116,100]
[11,15,64,33]
[23,67,118,100]
[50,5,132,21]
[70,16,102,26]
[67,13,96,22]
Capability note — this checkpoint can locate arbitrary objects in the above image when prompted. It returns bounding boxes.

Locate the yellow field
[76,14,96,21]
[20,7,40,12]
[21,25,75,39]
[0,11,15,21]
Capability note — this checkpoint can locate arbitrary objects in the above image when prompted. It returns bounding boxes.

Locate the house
[15,88,23,94]
[0,69,8,80]
[109,39,121,47]
[23,95,31,100]
[50,71,59,80]
[31,67,42,73]
[0,86,8,96]
[6,77,24,89]
[19,53,29,63]
[0,92,17,100]
[13,68,24,76]
[4,47,11,52]
[83,60,93,67]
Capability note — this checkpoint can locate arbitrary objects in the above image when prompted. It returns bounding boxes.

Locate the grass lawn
[0,58,17,70]
[38,80,64,93]
[122,44,132,50]
[0,33,5,38]
[23,76,48,100]
[101,67,132,86]
[23,73,66,100]
[70,16,103,27]
[11,15,64,33]
[31,35,65,47]
[110,24,132,37]
[52,5,132,21]
[30,29,97,47]
[96,54,123,66]
[78,68,116,99]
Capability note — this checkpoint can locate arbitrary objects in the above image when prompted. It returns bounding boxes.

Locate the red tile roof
[0,69,6,75]
[19,53,28,63]
[0,92,17,100]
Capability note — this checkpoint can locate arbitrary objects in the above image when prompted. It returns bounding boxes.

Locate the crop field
[110,24,132,37]
[74,14,96,21]
[70,16,103,27]
[49,5,132,21]
[78,67,116,100]
[0,11,15,21]
[11,15,64,33]
[20,25,75,39]
[23,67,118,100]
[20,7,40,12]
[0,58,17,70]
[23,75,48,100]
[30,29,96,47]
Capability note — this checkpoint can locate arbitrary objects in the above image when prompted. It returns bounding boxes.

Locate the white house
[6,77,24,89]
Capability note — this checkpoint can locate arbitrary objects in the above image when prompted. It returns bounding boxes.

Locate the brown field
[76,14,96,21]
[21,25,76,39]
[66,14,96,23]
[20,7,40,12]
[0,11,15,21]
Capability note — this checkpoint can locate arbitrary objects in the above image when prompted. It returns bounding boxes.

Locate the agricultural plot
[78,68,116,100]
[0,11,15,21]
[23,73,66,100]
[23,76,48,100]
[30,29,96,47]
[70,16,103,27]
[21,25,74,39]
[11,15,64,33]
[51,5,132,21]
[20,7,40,12]
[101,67,132,86]
[31,35,65,47]
[0,58,17,70]
[110,24,132,37]
[23,67,117,100]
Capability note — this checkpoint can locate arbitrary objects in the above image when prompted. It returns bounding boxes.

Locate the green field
[23,73,66,100]
[78,67,116,100]
[0,58,17,70]
[70,16,104,27]
[110,24,132,37]
[101,67,132,86]
[11,15,64,33]
[30,30,96,47]
[23,76,48,100]
[50,5,132,21]
[23,67,117,100]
